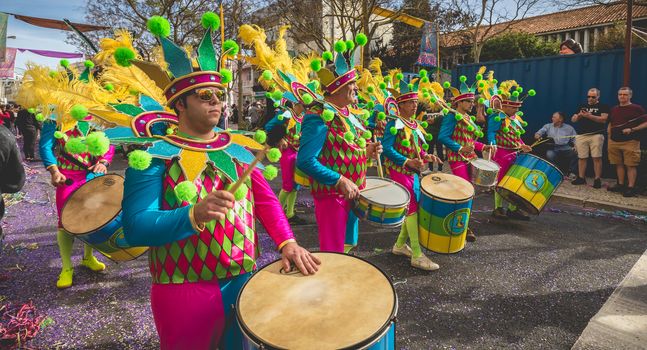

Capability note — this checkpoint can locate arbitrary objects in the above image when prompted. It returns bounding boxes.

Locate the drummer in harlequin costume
[437,73,493,241]
[484,79,535,221]
[92,14,319,349]
[297,35,383,253]
[16,60,122,289]
[381,71,442,271]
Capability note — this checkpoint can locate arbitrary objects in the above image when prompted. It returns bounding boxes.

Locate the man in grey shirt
[534,111,578,177]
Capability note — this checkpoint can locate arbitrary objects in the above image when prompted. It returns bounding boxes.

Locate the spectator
[0,124,26,243]
[607,87,646,197]
[534,111,577,176]
[0,105,12,131]
[15,107,41,161]
[560,38,583,55]
[424,112,445,171]
[217,103,228,129]
[247,101,261,129]
[571,88,609,188]
[231,103,238,124]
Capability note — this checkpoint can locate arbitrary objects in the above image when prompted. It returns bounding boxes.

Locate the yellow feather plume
[498,80,518,97]
[368,58,383,78]
[100,63,166,104]
[477,66,486,76]
[95,30,137,65]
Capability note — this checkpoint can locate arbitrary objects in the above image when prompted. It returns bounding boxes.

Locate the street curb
[553,193,647,215]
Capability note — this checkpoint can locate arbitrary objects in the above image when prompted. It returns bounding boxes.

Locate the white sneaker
[411,255,440,271]
[392,244,413,257]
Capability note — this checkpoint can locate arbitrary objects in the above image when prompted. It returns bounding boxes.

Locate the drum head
[471,158,500,171]
[61,174,124,235]
[237,253,397,349]
[421,173,475,201]
[362,176,410,206]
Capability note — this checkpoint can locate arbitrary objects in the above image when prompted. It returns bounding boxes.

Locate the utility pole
[623,0,633,86]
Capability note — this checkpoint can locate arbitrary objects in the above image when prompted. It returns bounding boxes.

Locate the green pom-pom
[367,86,375,93]
[396,73,404,81]
[271,90,283,101]
[421,121,428,128]
[223,40,239,56]
[261,70,273,81]
[35,113,46,122]
[366,101,375,109]
[384,76,392,82]
[487,108,494,114]
[430,96,437,103]
[54,131,65,139]
[85,132,110,156]
[421,77,429,83]
[174,181,198,203]
[425,134,433,141]
[442,108,449,115]
[147,16,171,37]
[49,71,57,78]
[516,86,523,93]
[70,104,88,121]
[166,127,174,135]
[455,114,462,121]
[471,115,476,121]
[362,130,372,140]
[494,116,501,122]
[492,79,498,84]
[254,130,267,144]
[60,59,70,68]
[377,112,386,121]
[65,137,87,155]
[423,93,430,99]
[263,165,279,181]
[378,82,387,90]
[459,75,467,82]
[343,131,354,142]
[114,47,135,67]
[273,101,280,107]
[355,33,368,46]
[478,97,485,104]
[309,80,320,90]
[128,150,152,170]
[502,127,510,133]
[407,83,414,90]
[310,59,322,72]
[361,109,370,120]
[515,130,522,136]
[517,111,524,117]
[345,40,355,51]
[104,83,114,91]
[322,110,335,122]
[419,69,428,78]
[467,125,475,132]
[233,183,249,200]
[475,74,483,80]
[267,148,282,162]
[521,121,528,127]
[264,92,271,99]
[84,60,95,69]
[479,82,485,88]
[220,68,233,84]
[322,51,333,61]
[302,93,314,105]
[27,108,36,114]
[334,40,347,53]
[512,91,520,97]
[528,89,536,96]
[401,139,411,147]
[443,81,451,88]
[277,114,284,121]
[422,143,429,151]
[389,127,397,135]
[201,12,221,30]
[357,138,367,148]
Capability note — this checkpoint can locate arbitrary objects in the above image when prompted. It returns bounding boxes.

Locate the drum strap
[61,151,91,171]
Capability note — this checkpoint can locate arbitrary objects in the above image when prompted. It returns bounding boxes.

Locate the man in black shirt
[0,124,26,245]
[571,88,609,188]
[15,107,41,161]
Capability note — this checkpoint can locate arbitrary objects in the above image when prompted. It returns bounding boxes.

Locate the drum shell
[470,159,500,187]
[353,177,409,227]
[495,153,563,215]
[293,167,310,188]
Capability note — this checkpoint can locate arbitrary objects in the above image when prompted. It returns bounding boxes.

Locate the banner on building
[416,22,439,68]
[0,12,8,62]
[0,47,16,78]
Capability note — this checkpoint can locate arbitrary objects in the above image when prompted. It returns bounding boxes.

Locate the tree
[479,31,559,61]
[593,22,647,51]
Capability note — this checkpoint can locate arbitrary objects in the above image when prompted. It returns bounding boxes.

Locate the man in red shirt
[607,87,647,197]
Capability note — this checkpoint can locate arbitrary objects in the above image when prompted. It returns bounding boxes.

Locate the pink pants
[449,161,470,182]
[280,147,297,192]
[388,169,418,215]
[492,148,518,182]
[314,195,358,252]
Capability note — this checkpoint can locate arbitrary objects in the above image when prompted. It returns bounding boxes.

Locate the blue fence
[453,48,647,134]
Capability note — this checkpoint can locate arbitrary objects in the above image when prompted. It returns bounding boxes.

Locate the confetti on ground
[548,207,647,224]
[1,193,25,208]
[0,301,46,349]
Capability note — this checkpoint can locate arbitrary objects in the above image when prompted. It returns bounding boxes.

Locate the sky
[2,0,88,75]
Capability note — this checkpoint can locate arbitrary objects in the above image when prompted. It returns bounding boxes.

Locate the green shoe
[81,256,106,272]
[57,268,74,289]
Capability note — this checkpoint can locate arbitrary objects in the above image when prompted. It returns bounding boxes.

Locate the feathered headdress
[310,33,368,95]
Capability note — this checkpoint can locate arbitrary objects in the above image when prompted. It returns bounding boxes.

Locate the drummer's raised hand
[366,141,383,160]
[88,162,108,174]
[405,158,424,171]
[49,169,66,187]
[193,190,235,223]
[483,145,497,158]
[335,176,360,200]
[519,144,532,153]
[424,154,443,164]
[280,242,321,275]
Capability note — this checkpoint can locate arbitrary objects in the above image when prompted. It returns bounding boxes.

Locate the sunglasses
[193,87,224,102]
[587,96,597,98]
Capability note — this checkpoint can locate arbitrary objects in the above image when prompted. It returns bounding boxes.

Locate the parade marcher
[438,74,493,241]
[297,35,383,253]
[17,60,118,288]
[382,70,442,270]
[89,16,319,348]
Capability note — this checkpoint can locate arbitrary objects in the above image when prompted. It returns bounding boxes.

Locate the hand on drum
[424,154,443,164]
[50,171,67,187]
[89,162,108,174]
[519,144,532,153]
[366,141,383,160]
[483,144,497,157]
[336,176,360,200]
[280,242,321,275]
[192,190,235,223]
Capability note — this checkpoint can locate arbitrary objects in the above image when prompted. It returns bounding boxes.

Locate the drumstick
[228,146,269,194]
[373,135,384,178]
[360,182,391,193]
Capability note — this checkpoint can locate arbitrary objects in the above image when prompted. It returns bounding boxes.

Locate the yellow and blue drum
[496,153,563,215]
[418,173,475,254]
[61,174,148,262]
[293,166,310,188]
[353,177,410,227]
[237,252,397,349]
